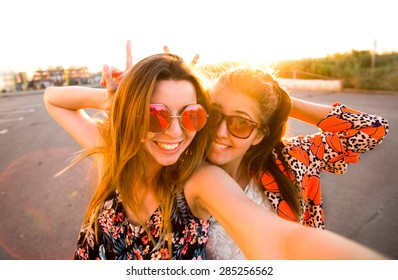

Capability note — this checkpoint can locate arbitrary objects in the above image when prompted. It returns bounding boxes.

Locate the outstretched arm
[185,163,386,260]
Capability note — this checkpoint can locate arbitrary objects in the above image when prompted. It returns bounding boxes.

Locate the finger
[102,64,113,86]
[163,45,170,54]
[108,68,123,82]
[112,71,124,79]
[125,40,133,69]
[101,67,123,86]
[191,54,200,66]
[113,71,125,84]
[100,65,111,87]
[109,67,123,76]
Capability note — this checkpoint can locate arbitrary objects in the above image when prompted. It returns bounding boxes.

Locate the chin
[207,154,225,166]
[157,157,180,166]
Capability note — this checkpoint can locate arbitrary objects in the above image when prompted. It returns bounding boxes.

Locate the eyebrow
[234,110,254,120]
[213,103,254,120]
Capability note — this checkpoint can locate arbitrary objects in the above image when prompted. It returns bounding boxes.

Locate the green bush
[274,50,398,91]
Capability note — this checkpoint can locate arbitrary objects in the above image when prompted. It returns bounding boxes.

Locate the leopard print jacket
[259,103,389,228]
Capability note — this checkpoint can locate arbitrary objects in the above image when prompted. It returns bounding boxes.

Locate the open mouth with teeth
[214,142,231,150]
[155,141,182,151]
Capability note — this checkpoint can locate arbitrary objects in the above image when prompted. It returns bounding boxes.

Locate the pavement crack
[350,207,383,238]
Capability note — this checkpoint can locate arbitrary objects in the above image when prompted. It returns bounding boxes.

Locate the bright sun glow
[0,0,397,77]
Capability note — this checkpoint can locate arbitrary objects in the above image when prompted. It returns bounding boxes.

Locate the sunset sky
[1,0,397,77]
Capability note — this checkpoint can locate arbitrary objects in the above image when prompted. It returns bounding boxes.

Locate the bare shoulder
[186,162,235,194]
[185,161,237,199]
[184,162,232,219]
[184,161,250,220]
[189,162,230,183]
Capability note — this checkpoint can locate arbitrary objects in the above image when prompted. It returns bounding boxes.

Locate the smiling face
[144,79,198,168]
[207,89,264,173]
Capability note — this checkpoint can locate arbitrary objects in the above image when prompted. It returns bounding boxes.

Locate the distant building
[1,66,102,93]
[31,69,52,90]
[0,71,27,93]
[0,71,13,93]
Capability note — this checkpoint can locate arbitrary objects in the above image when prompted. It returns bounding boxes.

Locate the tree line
[275,50,398,92]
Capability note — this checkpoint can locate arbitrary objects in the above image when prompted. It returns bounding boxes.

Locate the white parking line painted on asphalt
[0,108,35,115]
[0,117,24,123]
[0,103,37,132]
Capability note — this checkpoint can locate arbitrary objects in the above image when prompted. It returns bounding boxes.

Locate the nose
[216,119,229,138]
[163,117,184,137]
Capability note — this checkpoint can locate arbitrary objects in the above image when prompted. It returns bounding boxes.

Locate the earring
[261,127,270,137]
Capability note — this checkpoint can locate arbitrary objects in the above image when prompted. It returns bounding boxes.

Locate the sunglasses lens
[149,105,171,132]
[181,105,208,132]
[227,117,255,139]
[149,104,208,133]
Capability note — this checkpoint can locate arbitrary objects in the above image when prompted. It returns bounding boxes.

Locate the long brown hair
[210,66,302,221]
[83,53,212,254]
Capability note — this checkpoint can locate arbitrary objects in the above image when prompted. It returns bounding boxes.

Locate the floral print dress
[206,103,389,259]
[74,191,209,260]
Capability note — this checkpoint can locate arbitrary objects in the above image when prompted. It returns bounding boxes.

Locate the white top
[206,178,273,259]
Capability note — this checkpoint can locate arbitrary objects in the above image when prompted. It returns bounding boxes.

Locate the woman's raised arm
[43,73,110,149]
[289,96,333,125]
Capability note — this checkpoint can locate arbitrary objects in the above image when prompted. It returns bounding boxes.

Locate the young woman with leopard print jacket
[205,66,389,260]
